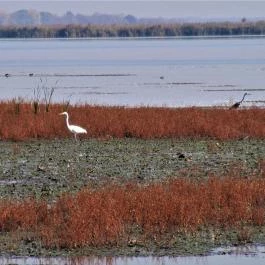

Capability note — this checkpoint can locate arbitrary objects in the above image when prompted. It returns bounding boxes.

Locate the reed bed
[0,175,265,248]
[0,101,264,140]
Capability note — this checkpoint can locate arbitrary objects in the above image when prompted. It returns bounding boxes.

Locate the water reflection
[1,246,265,265]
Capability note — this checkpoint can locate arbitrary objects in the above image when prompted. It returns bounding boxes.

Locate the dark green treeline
[1,21,265,38]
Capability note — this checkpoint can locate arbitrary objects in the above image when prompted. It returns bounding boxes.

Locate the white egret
[59,112,87,140]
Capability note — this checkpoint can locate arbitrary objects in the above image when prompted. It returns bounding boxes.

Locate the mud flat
[0,138,264,256]
[0,138,264,199]
[0,245,265,265]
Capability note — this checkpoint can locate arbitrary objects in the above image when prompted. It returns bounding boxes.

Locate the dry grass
[0,101,264,140]
[0,168,265,248]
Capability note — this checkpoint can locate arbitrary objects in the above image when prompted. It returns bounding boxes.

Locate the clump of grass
[236,226,253,244]
[32,81,41,114]
[43,80,57,113]
[31,78,57,114]
[12,97,24,115]
[0,102,264,140]
[0,175,265,249]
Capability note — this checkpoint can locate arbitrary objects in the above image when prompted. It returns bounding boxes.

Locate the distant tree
[124,15,137,24]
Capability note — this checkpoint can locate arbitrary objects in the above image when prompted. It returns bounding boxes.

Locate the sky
[0,1,265,19]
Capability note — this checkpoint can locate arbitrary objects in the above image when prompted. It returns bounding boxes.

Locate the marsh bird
[59,112,87,140]
[230,92,250,109]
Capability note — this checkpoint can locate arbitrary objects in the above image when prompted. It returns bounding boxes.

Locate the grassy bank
[0,102,264,140]
[0,138,264,256]
[1,177,265,251]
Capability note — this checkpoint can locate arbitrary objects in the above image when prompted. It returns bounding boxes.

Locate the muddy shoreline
[0,138,264,256]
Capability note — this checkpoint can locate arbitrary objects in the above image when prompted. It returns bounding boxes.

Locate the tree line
[1,21,265,38]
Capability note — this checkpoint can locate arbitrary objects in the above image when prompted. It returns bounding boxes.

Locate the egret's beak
[59,112,64,115]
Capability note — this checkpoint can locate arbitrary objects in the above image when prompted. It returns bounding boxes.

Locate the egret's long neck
[65,114,70,128]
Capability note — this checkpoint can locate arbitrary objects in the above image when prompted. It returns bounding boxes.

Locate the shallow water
[1,245,265,265]
[0,37,265,107]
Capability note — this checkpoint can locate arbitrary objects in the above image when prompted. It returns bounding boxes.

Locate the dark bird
[177,152,186,159]
[29,73,34,77]
[176,152,192,161]
[4,73,10,77]
[230,92,250,109]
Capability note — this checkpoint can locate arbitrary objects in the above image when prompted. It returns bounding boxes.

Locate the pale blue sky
[0,1,264,19]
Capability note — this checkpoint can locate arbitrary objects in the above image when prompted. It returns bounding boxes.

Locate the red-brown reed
[0,101,264,140]
[0,174,265,248]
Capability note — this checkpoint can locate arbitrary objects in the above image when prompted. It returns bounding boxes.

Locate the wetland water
[1,245,265,265]
[0,37,265,107]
